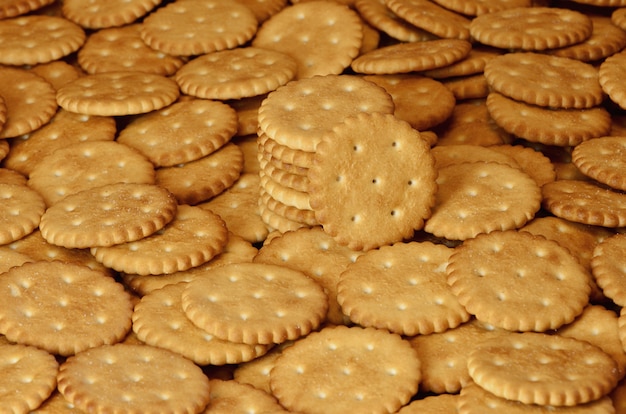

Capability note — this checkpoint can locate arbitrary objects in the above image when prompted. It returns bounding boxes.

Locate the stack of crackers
[2,0,626,412]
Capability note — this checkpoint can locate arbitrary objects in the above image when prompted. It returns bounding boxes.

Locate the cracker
[258,74,394,152]
[259,156,309,193]
[542,179,626,227]
[0,248,32,273]
[557,305,626,380]
[430,144,520,170]
[260,168,312,209]
[258,201,308,233]
[488,144,556,187]
[140,0,258,56]
[0,183,45,245]
[470,7,593,51]
[0,15,84,66]
[442,74,490,101]
[3,110,116,178]
[354,0,435,42]
[458,381,616,414]
[486,92,612,147]
[592,233,626,307]
[397,394,459,413]
[424,162,541,241]
[572,136,626,191]
[252,1,363,79]
[363,74,455,131]
[77,24,184,76]
[122,233,258,296]
[236,0,287,22]
[446,230,592,331]
[384,0,471,39]
[613,7,626,31]
[62,0,161,29]
[181,262,328,344]
[0,344,59,413]
[0,261,134,356]
[27,140,156,206]
[0,168,26,186]
[260,189,318,226]
[39,182,178,249]
[269,325,420,414]
[56,71,180,117]
[132,282,270,366]
[338,241,469,335]
[91,205,228,275]
[228,96,265,138]
[467,332,620,406]
[484,52,604,109]
[351,38,472,75]
[434,99,511,146]
[175,47,297,100]
[258,133,315,169]
[232,341,294,394]
[407,318,510,394]
[600,50,626,110]
[199,173,270,244]
[57,343,211,413]
[308,112,437,251]
[29,60,81,90]
[117,99,238,167]
[431,0,531,16]
[422,45,502,79]
[155,142,243,205]
[205,379,285,412]
[545,16,626,62]
[0,0,54,19]
[0,67,57,139]
[253,226,364,325]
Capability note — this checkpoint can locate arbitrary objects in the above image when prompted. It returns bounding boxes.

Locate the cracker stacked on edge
[2,1,626,413]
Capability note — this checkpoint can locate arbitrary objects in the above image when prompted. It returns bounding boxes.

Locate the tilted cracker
[270,325,420,414]
[206,379,286,413]
[545,16,626,62]
[431,144,520,170]
[259,156,309,193]
[573,136,626,191]
[199,173,269,244]
[252,1,363,79]
[431,0,531,16]
[484,53,604,109]
[155,142,243,205]
[384,0,471,39]
[422,45,502,79]
[592,233,626,307]
[27,140,156,206]
[0,168,24,186]
[56,71,180,117]
[0,0,55,19]
[398,394,459,413]
[469,7,593,51]
[351,38,472,75]
[442,74,490,101]
[0,248,32,273]
[0,261,134,356]
[236,0,287,22]
[601,51,626,111]
[557,305,626,380]
[0,67,57,139]
[309,112,437,251]
[253,226,364,325]
[57,343,211,414]
[489,144,556,187]
[77,24,184,76]
[542,179,626,227]
[175,47,297,100]
[181,262,328,345]
[407,318,511,394]
[354,0,436,43]
[260,169,312,211]
[424,161,541,241]
[39,182,178,249]
[91,205,228,275]
[132,282,270,366]
[258,133,315,169]
[62,0,161,29]
[363,74,455,131]
[258,201,308,234]
[0,15,85,66]
[3,110,116,177]
[446,230,592,332]
[260,189,318,227]
[486,92,612,147]
[338,241,469,336]
[140,0,258,56]
[122,233,257,296]
[257,74,394,152]
[0,344,59,413]
[467,332,620,406]
[434,98,511,146]
[458,381,616,414]
[118,99,238,167]
[613,7,626,30]
[0,183,45,245]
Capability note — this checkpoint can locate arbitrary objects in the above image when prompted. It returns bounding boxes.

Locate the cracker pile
[3,0,626,412]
